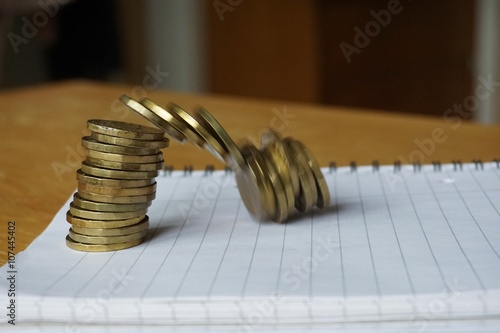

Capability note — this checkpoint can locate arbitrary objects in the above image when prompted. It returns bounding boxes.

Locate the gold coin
[292,140,331,209]
[72,193,151,212]
[195,107,246,171]
[69,202,147,220]
[66,212,147,229]
[76,169,154,188]
[81,161,159,179]
[66,235,144,252]
[83,148,163,163]
[120,95,186,143]
[236,144,275,221]
[284,138,318,213]
[262,151,288,223]
[77,190,156,204]
[85,157,164,172]
[78,182,157,196]
[68,228,148,245]
[70,218,149,236]
[82,136,160,156]
[91,132,169,149]
[87,119,165,141]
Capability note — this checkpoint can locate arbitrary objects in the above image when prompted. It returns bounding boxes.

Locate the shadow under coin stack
[120,95,330,223]
[66,120,168,252]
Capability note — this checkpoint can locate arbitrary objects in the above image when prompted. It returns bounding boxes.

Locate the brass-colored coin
[82,136,159,156]
[78,182,156,196]
[284,138,318,213]
[81,161,159,180]
[77,190,156,204]
[119,95,186,143]
[70,218,149,237]
[262,151,288,223]
[68,228,148,245]
[76,169,154,188]
[83,148,163,163]
[87,119,165,141]
[292,140,331,209]
[69,202,147,220]
[85,157,164,172]
[236,144,275,221]
[72,193,151,212]
[65,235,144,252]
[195,107,246,171]
[91,132,169,149]
[66,212,147,229]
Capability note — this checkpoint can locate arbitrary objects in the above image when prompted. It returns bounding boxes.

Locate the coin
[82,136,159,156]
[262,151,288,223]
[85,157,164,171]
[66,212,147,229]
[69,202,147,220]
[70,218,149,236]
[68,228,148,245]
[236,144,276,220]
[91,132,169,149]
[195,107,246,171]
[66,235,144,252]
[292,140,331,209]
[76,169,155,188]
[81,161,159,179]
[77,190,156,204]
[78,182,157,196]
[119,95,186,143]
[83,148,163,163]
[87,119,165,141]
[72,193,151,212]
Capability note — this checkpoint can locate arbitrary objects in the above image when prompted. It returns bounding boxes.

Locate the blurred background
[0,0,499,123]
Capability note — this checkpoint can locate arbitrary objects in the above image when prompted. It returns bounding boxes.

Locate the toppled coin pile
[66,120,168,252]
[120,95,330,223]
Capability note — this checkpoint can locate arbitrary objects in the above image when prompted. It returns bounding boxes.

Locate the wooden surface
[0,81,499,265]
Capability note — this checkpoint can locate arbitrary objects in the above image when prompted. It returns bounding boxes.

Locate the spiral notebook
[1,161,500,331]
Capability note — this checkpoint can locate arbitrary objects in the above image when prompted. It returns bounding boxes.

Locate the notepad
[1,162,500,330]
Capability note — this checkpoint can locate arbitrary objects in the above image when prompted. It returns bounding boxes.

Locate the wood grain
[0,81,499,265]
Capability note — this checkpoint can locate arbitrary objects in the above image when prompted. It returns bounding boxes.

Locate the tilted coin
[85,157,164,172]
[72,193,151,212]
[78,182,156,196]
[83,148,163,163]
[66,235,144,252]
[77,190,156,204]
[82,136,159,156]
[119,95,186,143]
[76,169,155,188]
[91,132,169,149]
[81,161,159,179]
[66,212,147,229]
[87,119,165,141]
[70,218,149,236]
[69,202,147,220]
[262,151,288,223]
[68,228,148,245]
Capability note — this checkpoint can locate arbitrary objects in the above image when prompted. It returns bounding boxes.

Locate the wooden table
[1,81,499,264]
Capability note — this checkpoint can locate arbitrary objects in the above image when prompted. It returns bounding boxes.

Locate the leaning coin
[72,193,151,212]
[83,148,163,163]
[69,203,147,220]
[262,151,288,223]
[81,161,159,180]
[292,140,330,209]
[91,132,169,149]
[68,228,148,245]
[87,119,165,141]
[66,235,144,252]
[85,157,164,172]
[76,169,154,188]
[78,182,156,196]
[77,190,156,204]
[119,95,186,143]
[70,218,149,237]
[66,212,147,229]
[82,136,159,156]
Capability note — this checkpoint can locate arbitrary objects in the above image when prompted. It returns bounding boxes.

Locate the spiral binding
[160,159,499,176]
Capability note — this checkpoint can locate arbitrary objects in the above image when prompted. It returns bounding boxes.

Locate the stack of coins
[66,120,168,252]
[120,95,329,223]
